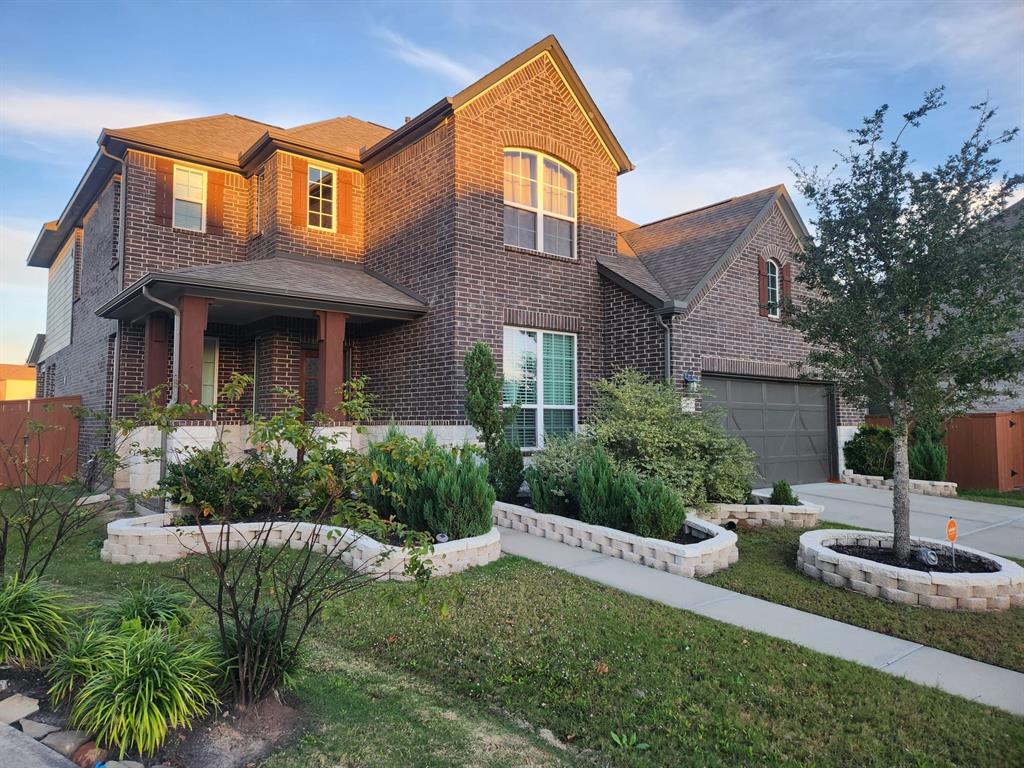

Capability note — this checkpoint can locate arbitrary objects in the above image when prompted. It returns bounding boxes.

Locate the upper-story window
[503,150,576,258]
[307,164,336,231]
[173,166,206,231]
[765,258,780,318]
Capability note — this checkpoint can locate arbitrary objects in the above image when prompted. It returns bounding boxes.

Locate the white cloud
[0,87,196,138]
[0,219,46,290]
[372,28,477,86]
[0,219,47,364]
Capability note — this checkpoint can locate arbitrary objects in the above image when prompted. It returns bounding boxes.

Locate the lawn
[956,488,1024,508]
[701,522,1024,673]
[33,523,1024,767]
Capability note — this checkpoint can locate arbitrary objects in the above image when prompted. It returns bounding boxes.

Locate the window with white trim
[40,239,75,359]
[201,337,219,407]
[173,166,206,231]
[503,150,576,258]
[502,327,577,449]
[765,259,780,318]
[307,164,336,231]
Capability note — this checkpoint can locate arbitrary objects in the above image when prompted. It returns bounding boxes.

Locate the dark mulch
[0,664,65,725]
[830,544,999,573]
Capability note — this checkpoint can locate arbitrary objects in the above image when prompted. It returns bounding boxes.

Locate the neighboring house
[25,35,861,490]
[0,364,36,400]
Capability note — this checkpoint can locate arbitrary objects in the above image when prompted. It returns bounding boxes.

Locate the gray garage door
[702,376,832,486]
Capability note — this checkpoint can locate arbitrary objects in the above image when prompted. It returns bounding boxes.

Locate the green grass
[702,523,1024,673]
[29,523,1024,767]
[956,488,1024,508]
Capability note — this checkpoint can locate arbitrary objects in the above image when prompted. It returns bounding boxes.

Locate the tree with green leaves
[463,341,523,501]
[791,89,1023,560]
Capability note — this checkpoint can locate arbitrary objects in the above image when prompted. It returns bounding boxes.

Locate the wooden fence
[0,396,81,488]
[945,411,1024,492]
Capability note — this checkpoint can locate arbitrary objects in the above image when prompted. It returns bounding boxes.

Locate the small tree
[791,89,1024,559]
[463,341,523,501]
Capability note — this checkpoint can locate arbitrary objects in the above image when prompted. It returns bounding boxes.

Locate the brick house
[25,35,861,490]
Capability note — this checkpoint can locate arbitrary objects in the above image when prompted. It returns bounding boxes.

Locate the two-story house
[25,35,862,490]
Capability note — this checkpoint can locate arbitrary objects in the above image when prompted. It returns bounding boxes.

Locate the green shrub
[700,425,758,503]
[843,424,895,477]
[488,438,525,502]
[910,433,948,481]
[94,582,192,631]
[464,341,524,500]
[769,479,799,505]
[221,613,300,691]
[70,620,220,757]
[47,623,106,703]
[576,447,639,531]
[160,442,240,515]
[419,444,496,539]
[631,477,687,540]
[0,576,71,665]
[528,433,591,518]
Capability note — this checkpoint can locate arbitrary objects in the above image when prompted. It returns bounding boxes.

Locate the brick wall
[602,280,666,381]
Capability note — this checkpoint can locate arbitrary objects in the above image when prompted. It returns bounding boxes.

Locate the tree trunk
[891,416,912,562]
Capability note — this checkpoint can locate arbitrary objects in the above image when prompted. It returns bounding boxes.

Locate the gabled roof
[600,185,809,313]
[95,253,427,323]
[26,333,46,367]
[102,114,279,165]
[283,117,393,157]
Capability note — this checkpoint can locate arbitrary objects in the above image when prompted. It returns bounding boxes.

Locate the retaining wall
[797,529,1024,612]
[100,513,500,579]
[701,496,821,529]
[841,470,957,497]
[492,501,737,577]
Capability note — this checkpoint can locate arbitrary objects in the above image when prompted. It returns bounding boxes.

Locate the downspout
[142,286,180,511]
[655,312,673,384]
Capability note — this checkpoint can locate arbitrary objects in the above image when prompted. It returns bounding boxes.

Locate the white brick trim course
[798,528,1023,612]
[492,501,738,577]
[100,513,501,579]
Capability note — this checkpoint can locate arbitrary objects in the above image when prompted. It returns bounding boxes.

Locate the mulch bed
[830,544,999,574]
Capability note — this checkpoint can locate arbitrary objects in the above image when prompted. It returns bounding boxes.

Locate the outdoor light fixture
[683,371,700,394]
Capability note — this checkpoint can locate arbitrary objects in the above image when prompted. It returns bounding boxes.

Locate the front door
[300,350,319,420]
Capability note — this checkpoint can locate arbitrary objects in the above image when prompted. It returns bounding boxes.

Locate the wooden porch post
[316,310,347,417]
[178,295,210,407]
[143,312,170,402]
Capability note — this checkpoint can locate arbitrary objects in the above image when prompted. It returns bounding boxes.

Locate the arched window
[503,149,576,258]
[765,258,780,318]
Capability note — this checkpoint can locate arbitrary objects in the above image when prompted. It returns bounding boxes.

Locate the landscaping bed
[101,513,501,579]
[702,523,1024,671]
[798,529,1024,612]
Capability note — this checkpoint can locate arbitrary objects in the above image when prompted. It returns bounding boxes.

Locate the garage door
[702,376,833,486]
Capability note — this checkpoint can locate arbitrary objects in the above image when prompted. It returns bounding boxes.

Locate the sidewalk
[500,529,1024,717]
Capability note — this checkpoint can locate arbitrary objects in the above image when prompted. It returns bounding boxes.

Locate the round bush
[0,576,70,666]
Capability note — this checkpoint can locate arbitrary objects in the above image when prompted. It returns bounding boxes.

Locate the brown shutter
[207,171,225,235]
[291,157,308,228]
[757,254,769,317]
[154,158,173,227]
[781,262,793,316]
[337,171,353,235]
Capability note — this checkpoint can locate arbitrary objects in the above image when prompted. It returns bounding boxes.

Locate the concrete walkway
[0,724,75,768]
[790,483,1024,559]
[500,529,1024,717]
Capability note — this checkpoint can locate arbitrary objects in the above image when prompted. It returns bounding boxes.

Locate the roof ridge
[628,185,783,233]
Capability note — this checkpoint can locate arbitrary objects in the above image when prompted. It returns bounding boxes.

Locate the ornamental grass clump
[46,623,107,704]
[0,575,71,666]
[94,581,193,631]
[69,619,221,758]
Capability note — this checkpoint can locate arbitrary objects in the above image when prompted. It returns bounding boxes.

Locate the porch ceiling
[95,252,428,324]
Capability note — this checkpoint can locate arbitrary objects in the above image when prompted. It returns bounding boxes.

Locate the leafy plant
[94,581,192,631]
[577,447,639,531]
[47,623,106,703]
[419,443,496,540]
[464,341,523,501]
[0,575,71,665]
[843,424,895,478]
[527,433,591,518]
[631,477,687,540]
[769,479,800,506]
[909,432,948,482]
[160,441,240,516]
[610,731,650,751]
[69,619,220,757]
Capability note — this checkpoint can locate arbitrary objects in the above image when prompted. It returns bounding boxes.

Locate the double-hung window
[502,327,577,449]
[201,337,219,408]
[307,164,336,231]
[765,259,780,318]
[173,166,206,231]
[503,150,576,258]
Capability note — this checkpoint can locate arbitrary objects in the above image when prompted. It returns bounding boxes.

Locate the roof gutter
[142,286,180,407]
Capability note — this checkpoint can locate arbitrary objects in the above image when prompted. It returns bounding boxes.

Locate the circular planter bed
[493,501,738,576]
[797,529,1024,612]
[100,513,501,579]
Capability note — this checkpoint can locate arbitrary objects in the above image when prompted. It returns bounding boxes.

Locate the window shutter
[757,254,769,317]
[291,158,308,228]
[337,171,353,235]
[781,263,793,316]
[207,171,225,235]
[154,158,173,227]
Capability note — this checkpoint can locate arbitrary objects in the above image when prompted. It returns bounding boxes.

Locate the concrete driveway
[787,482,1024,560]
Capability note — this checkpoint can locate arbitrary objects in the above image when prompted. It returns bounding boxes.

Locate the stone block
[0,694,39,725]
[970,584,1001,598]
[918,593,958,610]
[985,595,1011,611]
[849,579,879,598]
[837,562,866,581]
[42,730,91,757]
[19,718,59,739]
[936,583,972,599]
[821,571,846,588]
[801,563,821,580]
[879,586,918,605]
[956,597,989,612]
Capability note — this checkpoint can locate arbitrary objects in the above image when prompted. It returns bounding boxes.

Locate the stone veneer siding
[493,501,738,577]
[100,513,501,579]
[798,529,1024,612]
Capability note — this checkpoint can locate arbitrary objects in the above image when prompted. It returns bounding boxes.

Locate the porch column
[177,294,210,406]
[316,310,347,416]
[143,312,170,401]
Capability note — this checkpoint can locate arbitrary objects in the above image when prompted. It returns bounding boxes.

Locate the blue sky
[1,0,1021,362]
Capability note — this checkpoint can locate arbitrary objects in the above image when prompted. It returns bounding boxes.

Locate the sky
[1,0,1021,363]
